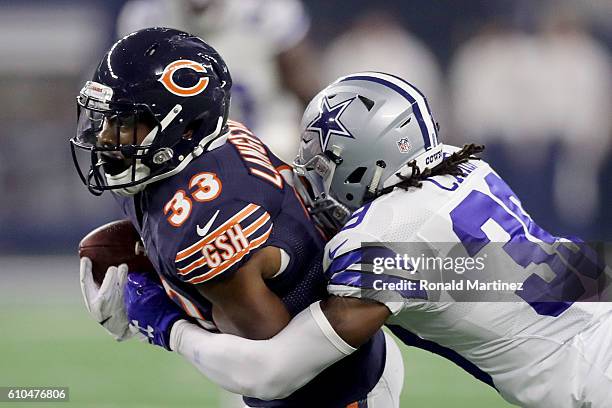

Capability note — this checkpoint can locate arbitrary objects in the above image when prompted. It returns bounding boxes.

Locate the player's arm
[178,236,412,397]
[196,246,291,339]
[169,296,389,399]
[153,212,395,397]
[173,200,292,340]
[319,296,391,347]
[126,270,389,399]
[171,235,404,399]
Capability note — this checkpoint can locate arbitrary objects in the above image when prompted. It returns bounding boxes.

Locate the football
[79,219,155,286]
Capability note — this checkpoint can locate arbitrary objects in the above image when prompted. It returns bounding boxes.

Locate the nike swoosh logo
[99,316,112,326]
[197,210,220,237]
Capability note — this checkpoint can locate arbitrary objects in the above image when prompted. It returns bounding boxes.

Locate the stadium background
[0,0,610,406]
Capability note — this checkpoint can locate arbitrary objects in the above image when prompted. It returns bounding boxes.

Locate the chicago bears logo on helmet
[158,59,210,97]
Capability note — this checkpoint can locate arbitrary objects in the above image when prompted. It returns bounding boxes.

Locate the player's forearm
[169,302,355,400]
[321,296,391,348]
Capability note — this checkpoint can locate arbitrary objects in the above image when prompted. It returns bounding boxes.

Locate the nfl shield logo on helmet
[396,137,411,153]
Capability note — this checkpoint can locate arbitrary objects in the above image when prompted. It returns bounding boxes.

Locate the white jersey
[117,0,309,161]
[323,146,612,408]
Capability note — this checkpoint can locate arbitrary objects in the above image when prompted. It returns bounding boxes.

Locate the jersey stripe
[187,225,273,284]
[329,270,428,300]
[160,277,205,320]
[327,246,400,278]
[227,119,252,134]
[175,203,259,262]
[176,210,272,276]
[243,212,271,236]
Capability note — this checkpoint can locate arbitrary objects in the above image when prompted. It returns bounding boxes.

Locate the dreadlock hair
[376,144,486,196]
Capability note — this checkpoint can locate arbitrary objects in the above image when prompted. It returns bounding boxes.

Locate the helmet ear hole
[346,193,354,201]
[398,116,412,128]
[345,166,367,184]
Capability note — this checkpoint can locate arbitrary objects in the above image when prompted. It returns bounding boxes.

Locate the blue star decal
[306,96,355,150]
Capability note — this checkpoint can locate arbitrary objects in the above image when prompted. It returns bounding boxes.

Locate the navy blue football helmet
[71,27,232,195]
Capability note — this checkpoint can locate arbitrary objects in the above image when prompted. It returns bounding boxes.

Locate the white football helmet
[294,72,443,233]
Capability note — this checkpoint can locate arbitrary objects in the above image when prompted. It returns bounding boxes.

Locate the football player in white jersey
[116,0,319,162]
[127,72,611,407]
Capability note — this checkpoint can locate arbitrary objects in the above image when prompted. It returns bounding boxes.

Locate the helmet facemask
[293,150,352,234]
[71,81,182,196]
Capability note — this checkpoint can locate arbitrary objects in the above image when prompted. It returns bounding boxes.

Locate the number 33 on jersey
[163,172,222,227]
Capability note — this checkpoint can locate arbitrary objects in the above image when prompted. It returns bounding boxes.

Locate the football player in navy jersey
[71,28,403,407]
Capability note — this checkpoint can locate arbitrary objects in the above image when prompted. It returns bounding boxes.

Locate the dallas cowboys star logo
[306,96,355,150]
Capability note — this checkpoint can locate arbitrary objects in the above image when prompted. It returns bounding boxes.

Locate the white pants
[498,310,612,408]
[244,331,404,408]
[574,313,612,408]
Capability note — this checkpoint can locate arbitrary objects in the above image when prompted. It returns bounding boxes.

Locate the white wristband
[309,301,356,355]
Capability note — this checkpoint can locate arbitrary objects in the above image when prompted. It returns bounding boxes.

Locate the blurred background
[0,0,610,407]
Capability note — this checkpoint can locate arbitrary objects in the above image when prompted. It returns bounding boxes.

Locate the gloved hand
[125,272,186,350]
[80,257,135,341]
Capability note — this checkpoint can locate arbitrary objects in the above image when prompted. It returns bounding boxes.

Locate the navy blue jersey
[114,121,385,407]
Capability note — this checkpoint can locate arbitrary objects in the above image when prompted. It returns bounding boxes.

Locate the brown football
[79,219,155,286]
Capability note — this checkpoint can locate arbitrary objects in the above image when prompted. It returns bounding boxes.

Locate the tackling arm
[169,296,390,400]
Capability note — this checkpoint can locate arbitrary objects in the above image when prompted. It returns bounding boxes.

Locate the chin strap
[106,164,152,196]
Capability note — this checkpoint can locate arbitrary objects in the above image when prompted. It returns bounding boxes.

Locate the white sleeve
[169,301,355,400]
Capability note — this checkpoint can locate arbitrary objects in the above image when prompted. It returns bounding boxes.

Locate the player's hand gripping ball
[78,220,155,341]
[79,220,154,286]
